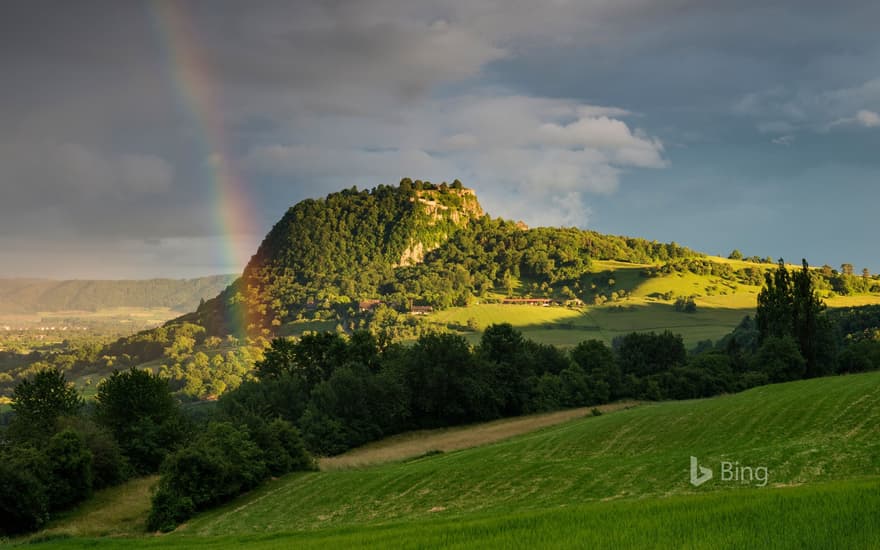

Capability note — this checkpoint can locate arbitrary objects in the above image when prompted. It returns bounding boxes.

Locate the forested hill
[0,275,236,314]
[179,179,699,336]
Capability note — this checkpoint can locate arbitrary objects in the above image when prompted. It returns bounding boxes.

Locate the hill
[170,180,879,344]
[0,275,236,314]
[25,370,880,548]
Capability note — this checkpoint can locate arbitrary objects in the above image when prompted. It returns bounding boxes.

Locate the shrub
[0,446,49,535]
[46,430,93,511]
[147,422,267,532]
[57,416,129,490]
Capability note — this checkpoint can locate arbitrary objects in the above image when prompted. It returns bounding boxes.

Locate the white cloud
[772,135,794,146]
[856,109,880,127]
[245,94,666,228]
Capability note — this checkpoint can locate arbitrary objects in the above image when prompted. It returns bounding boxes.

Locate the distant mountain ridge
[0,275,237,314]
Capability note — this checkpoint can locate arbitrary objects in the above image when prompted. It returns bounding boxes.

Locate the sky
[1,0,879,279]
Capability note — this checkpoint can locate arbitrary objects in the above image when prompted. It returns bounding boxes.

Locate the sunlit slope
[430,257,880,347]
[181,371,880,536]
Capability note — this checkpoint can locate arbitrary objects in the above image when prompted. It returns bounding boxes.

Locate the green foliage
[756,260,833,378]
[673,296,697,313]
[56,416,129,490]
[0,445,49,536]
[10,368,83,440]
[94,368,185,474]
[147,422,266,532]
[147,419,312,532]
[755,335,806,383]
[613,331,686,378]
[407,333,494,427]
[45,430,93,511]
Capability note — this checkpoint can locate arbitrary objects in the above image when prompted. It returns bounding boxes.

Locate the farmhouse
[502,298,554,306]
[409,305,434,315]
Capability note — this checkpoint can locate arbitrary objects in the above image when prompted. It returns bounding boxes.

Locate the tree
[10,368,82,440]
[0,446,49,536]
[756,260,793,342]
[754,335,805,382]
[46,430,93,510]
[570,339,621,400]
[791,259,827,378]
[728,249,743,260]
[407,333,493,426]
[756,260,831,378]
[613,331,686,378]
[254,337,297,380]
[94,368,185,474]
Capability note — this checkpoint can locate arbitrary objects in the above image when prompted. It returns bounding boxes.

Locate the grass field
[432,302,750,348]
[177,371,880,535]
[19,370,880,548]
[22,478,880,549]
[428,257,880,348]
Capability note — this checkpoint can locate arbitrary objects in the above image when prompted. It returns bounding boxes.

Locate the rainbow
[150,0,260,336]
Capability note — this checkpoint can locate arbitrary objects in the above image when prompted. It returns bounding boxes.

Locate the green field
[22,479,880,549]
[431,302,749,348]
[427,257,880,348]
[21,370,880,548]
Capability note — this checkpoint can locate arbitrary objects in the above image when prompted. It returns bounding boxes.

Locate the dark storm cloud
[1,0,879,277]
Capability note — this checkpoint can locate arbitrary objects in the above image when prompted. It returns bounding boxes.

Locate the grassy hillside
[428,257,880,348]
[178,370,880,535]
[21,370,880,548]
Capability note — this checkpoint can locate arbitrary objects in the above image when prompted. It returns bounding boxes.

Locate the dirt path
[320,401,639,471]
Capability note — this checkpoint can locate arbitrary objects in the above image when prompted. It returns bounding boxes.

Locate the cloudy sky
[2,0,879,279]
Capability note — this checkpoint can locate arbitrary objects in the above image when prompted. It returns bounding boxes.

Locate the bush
[147,422,268,532]
[57,416,129,490]
[146,488,194,533]
[244,415,315,475]
[46,430,93,511]
[0,446,49,535]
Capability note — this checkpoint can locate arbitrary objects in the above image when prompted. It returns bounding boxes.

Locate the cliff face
[397,188,484,266]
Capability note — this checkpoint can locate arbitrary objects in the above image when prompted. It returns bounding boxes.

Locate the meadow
[21,369,880,548]
[430,257,880,348]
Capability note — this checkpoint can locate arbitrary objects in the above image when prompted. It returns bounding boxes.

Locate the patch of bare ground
[319,401,639,471]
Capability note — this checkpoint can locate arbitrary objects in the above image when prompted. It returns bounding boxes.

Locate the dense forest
[0,275,235,314]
